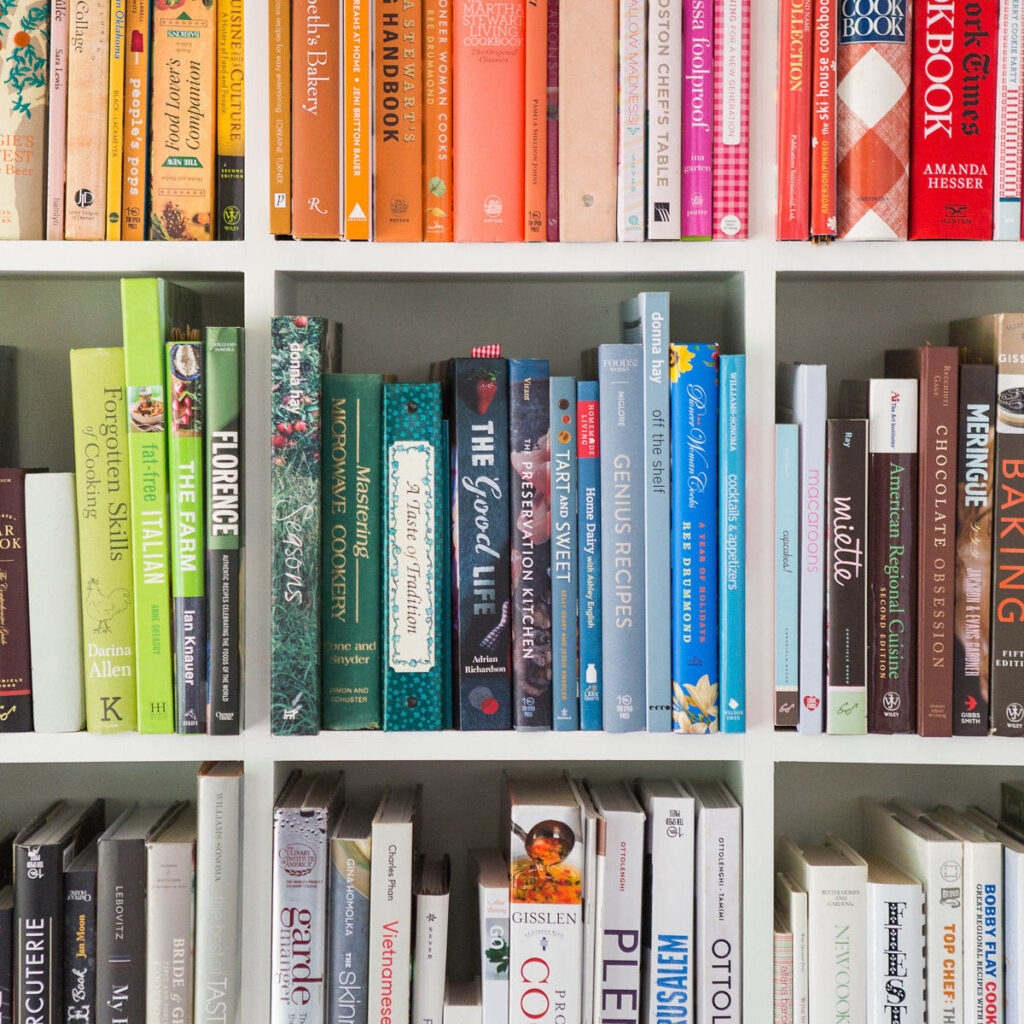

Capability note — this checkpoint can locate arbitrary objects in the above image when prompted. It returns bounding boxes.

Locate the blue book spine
[328,835,371,1024]
[598,344,646,731]
[550,377,578,730]
[719,354,746,733]
[577,381,602,731]
[774,423,800,727]
[670,343,719,733]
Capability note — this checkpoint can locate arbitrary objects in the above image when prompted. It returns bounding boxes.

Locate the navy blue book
[577,382,602,730]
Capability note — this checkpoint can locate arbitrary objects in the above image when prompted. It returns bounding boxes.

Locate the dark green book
[322,374,383,730]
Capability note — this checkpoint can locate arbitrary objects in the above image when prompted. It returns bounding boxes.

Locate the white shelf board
[0,240,247,275]
[774,239,1024,275]
[0,730,244,763]
[771,731,1024,766]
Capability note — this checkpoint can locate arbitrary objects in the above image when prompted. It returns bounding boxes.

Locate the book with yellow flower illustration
[670,342,719,734]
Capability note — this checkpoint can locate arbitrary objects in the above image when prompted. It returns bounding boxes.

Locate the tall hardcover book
[64,839,98,1024]
[711,0,750,238]
[551,377,578,730]
[70,348,137,733]
[322,374,384,731]
[445,359,512,730]
[452,0,525,241]
[809,0,836,238]
[374,0,423,240]
[670,343,718,733]
[25,473,84,732]
[45,0,69,239]
[0,469,31,732]
[776,0,812,239]
[775,423,800,727]
[647,0,682,237]
[471,850,508,1024]
[104,0,125,240]
[149,0,216,238]
[216,0,244,239]
[995,0,1023,238]
[867,379,917,734]
[270,316,341,735]
[682,0,712,238]
[329,805,373,1024]
[509,359,552,730]
[120,0,149,239]
[909,0,998,238]
[424,0,452,240]
[269,0,291,235]
[524,0,547,239]
[577,381,601,731]
[545,0,559,240]
[953,363,995,735]
[617,0,645,240]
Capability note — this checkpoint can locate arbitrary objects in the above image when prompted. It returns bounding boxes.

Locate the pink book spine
[46,0,70,239]
[711,0,749,238]
[682,0,712,237]
[546,0,559,240]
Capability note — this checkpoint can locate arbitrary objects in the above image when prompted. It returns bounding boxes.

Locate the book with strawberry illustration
[444,358,512,730]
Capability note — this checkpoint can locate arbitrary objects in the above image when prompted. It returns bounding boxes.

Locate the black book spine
[15,844,62,1024]
[96,841,146,1024]
[0,896,12,1024]
[0,468,32,732]
[63,868,96,1024]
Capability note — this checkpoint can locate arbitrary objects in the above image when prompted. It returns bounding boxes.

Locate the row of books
[269,298,746,735]
[0,761,242,1024]
[774,314,1024,736]
[0,0,245,240]
[777,0,1019,240]
[272,771,742,1024]
[270,0,750,242]
[775,785,1024,1024]
[0,280,245,735]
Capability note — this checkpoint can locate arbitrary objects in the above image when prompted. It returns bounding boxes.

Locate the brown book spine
[423,0,452,240]
[0,469,31,732]
[269,0,292,235]
[375,0,423,240]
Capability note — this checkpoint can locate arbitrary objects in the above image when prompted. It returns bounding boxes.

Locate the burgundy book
[0,468,31,731]
[884,346,959,736]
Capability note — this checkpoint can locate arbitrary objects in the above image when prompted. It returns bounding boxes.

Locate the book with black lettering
[952,363,996,735]
[445,358,513,730]
[867,379,918,734]
[64,838,99,1024]
[96,802,181,1024]
[0,467,32,732]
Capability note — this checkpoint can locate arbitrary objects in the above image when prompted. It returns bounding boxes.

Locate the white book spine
[962,844,1001,1024]
[805,868,866,1024]
[995,0,1024,239]
[46,0,70,238]
[582,814,603,1024]
[413,891,450,1024]
[617,0,646,240]
[696,806,741,1023]
[368,820,415,1024]
[1005,847,1024,1022]
[194,772,243,1024]
[928,843,964,1024]
[477,877,509,1024]
[25,473,84,732]
[146,839,195,1024]
[866,882,924,1024]
[646,0,682,238]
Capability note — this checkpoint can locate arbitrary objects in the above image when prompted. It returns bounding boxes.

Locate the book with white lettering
[64,838,99,1024]
[329,805,373,1024]
[412,856,451,1024]
[470,850,509,1024]
[774,873,807,1024]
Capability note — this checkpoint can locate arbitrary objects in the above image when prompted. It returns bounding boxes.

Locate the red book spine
[909,0,999,239]
[0,469,31,732]
[810,0,836,237]
[776,0,813,239]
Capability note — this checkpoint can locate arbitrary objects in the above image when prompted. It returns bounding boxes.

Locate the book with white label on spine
[367,787,420,1024]
[691,780,741,1024]
[646,0,682,237]
[412,855,451,1024]
[567,777,601,1024]
[774,873,808,1024]
[470,850,509,1024]
[638,780,694,1024]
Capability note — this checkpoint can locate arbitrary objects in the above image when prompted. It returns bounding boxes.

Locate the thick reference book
[577,381,602,730]
[775,423,800,727]
[412,856,451,1024]
[0,468,32,732]
[64,838,99,1024]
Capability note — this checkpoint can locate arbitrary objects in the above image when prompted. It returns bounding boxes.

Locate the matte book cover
[64,840,98,1024]
[775,423,800,727]
[216,0,244,238]
[576,381,601,731]
[777,0,812,238]
[0,469,31,731]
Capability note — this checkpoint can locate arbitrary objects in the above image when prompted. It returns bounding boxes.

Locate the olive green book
[70,347,137,733]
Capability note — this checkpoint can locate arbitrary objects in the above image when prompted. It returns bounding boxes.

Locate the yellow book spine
[121,0,149,240]
[216,0,244,238]
[106,0,126,239]
[268,0,290,235]
[344,0,370,239]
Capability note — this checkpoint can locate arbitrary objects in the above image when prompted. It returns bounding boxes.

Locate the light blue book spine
[328,835,371,1024]
[670,343,719,733]
[719,354,746,733]
[577,380,602,731]
[598,344,646,732]
[551,376,579,730]
[774,423,800,727]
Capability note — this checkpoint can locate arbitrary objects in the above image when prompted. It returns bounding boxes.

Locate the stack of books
[269,294,747,734]
[271,771,742,1024]
[270,0,750,241]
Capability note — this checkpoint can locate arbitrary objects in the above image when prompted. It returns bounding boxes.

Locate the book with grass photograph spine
[775,423,799,727]
[120,0,149,239]
[46,0,69,239]
[0,469,31,732]
[70,347,136,733]
[577,381,601,730]
[64,840,98,1024]
[167,339,206,734]
[217,0,244,239]
[269,0,290,235]
[550,376,577,730]
[206,328,244,735]
[104,0,125,239]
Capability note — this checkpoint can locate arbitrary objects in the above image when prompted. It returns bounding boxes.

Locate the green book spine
[206,327,244,735]
[321,374,383,730]
[69,347,138,732]
[167,339,206,733]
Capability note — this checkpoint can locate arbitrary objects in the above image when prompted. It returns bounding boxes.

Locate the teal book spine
[382,382,447,730]
[774,423,800,727]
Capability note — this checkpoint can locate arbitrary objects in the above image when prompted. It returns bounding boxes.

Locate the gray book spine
[96,842,148,1024]
[145,840,195,1024]
[328,838,370,1024]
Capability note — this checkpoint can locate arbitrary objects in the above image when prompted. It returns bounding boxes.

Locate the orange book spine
[423,0,452,240]
[120,0,149,240]
[269,0,291,235]
[344,0,371,238]
[375,0,423,241]
[291,0,341,237]
[524,0,546,239]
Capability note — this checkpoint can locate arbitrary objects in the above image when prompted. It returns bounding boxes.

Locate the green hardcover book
[206,326,244,735]
[70,348,137,733]
[322,374,383,730]
[121,278,201,733]
[167,337,206,734]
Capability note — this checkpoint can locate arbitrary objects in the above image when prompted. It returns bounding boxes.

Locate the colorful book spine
[719,354,746,732]
[375,0,423,240]
[206,328,244,735]
[909,0,998,239]
[45,0,69,239]
[447,359,512,730]
[343,0,370,238]
[776,0,812,239]
[149,0,216,238]
[167,339,206,733]
[711,0,749,238]
[120,0,149,240]
[0,470,31,732]
[598,344,646,732]
[647,0,682,237]
[617,0,645,241]
[70,348,137,733]
[216,0,244,239]
[545,0,559,241]
[105,0,125,240]
[577,381,601,731]
[996,0,1023,238]
[809,0,836,238]
[329,816,372,1024]
[524,0,547,239]
[424,0,452,240]
[774,423,800,727]
[322,374,384,731]
[269,0,291,235]
[382,382,447,730]
[952,364,995,736]
[509,359,552,729]
[670,343,718,733]
[682,0,712,238]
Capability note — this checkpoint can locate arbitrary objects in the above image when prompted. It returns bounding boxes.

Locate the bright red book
[909,0,998,239]
[776,0,812,239]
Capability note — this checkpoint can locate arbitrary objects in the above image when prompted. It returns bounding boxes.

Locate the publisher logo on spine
[840,0,906,43]
[278,842,317,877]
